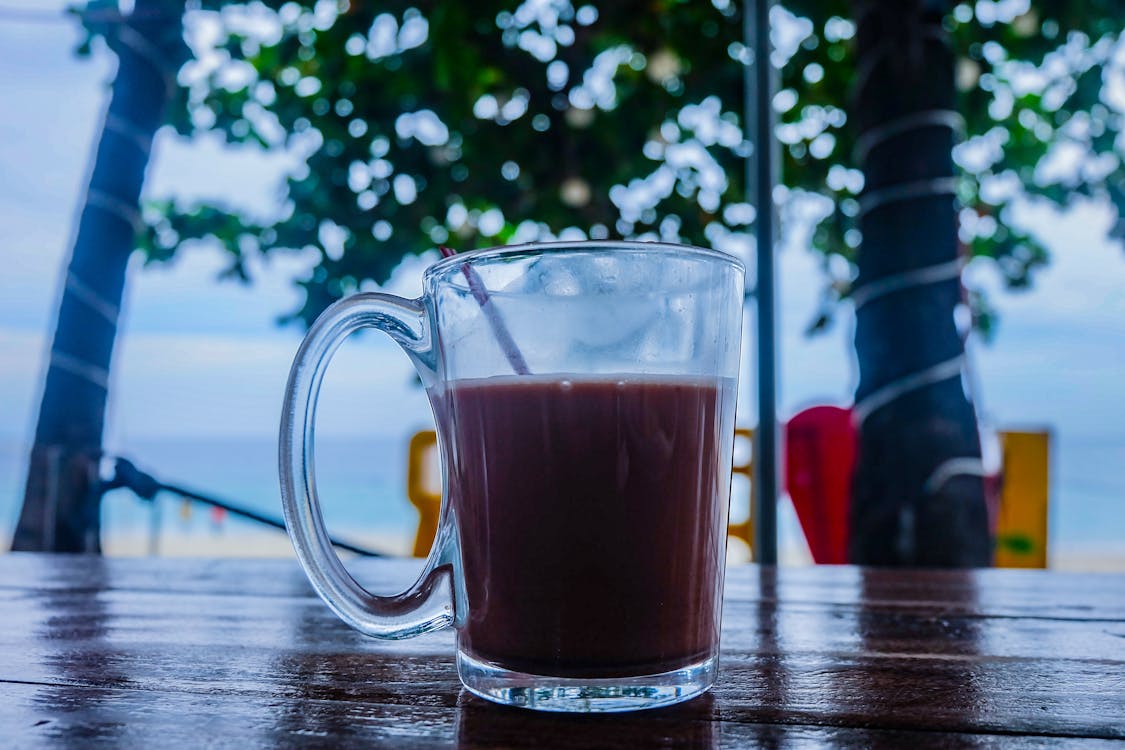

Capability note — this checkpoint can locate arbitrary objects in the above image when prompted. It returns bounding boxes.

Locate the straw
[439,246,531,375]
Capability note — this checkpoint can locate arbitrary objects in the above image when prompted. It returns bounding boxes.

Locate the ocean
[0,436,420,555]
[1,432,1122,564]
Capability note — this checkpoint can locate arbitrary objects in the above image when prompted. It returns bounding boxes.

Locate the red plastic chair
[784,406,855,564]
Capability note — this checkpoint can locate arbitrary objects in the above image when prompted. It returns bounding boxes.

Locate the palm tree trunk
[848,0,991,566]
[11,0,184,552]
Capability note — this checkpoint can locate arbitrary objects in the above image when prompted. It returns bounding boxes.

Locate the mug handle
[279,292,460,638]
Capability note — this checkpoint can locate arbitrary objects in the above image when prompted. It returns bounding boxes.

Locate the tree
[11,0,187,552]
[847,0,991,565]
[51,0,1125,561]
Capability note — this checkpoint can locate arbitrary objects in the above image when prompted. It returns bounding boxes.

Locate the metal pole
[148,494,162,556]
[747,0,778,564]
[156,481,383,557]
[101,457,384,557]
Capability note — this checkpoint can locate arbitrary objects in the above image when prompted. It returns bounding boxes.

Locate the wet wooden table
[1,555,1123,747]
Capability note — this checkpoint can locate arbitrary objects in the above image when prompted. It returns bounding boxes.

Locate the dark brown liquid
[433,375,734,678]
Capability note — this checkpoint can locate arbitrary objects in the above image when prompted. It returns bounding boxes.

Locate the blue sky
[1,5,1123,463]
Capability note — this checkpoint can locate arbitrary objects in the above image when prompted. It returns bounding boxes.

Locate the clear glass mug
[279,241,744,712]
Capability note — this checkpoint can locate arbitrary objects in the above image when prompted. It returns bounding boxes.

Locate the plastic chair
[784,406,855,564]
[727,428,756,560]
[993,430,1051,568]
[406,430,441,558]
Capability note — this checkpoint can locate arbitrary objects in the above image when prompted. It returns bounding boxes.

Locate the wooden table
[1,555,1123,747]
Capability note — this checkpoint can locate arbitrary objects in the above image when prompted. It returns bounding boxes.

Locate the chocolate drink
[433,374,736,678]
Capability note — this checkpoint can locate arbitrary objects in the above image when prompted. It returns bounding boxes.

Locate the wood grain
[1,554,1123,748]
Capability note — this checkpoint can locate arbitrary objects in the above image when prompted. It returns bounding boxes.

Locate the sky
[0,6,1123,526]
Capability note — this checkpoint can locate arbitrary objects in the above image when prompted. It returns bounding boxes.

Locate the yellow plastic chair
[994,430,1051,568]
[727,428,755,561]
[406,430,441,558]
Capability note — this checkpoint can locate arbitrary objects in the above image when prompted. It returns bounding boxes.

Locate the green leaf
[87,0,1123,331]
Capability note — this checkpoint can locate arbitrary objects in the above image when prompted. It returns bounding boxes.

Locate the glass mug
[279,241,744,712]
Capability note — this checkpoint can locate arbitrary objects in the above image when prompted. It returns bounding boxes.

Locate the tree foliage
[78,0,1124,332]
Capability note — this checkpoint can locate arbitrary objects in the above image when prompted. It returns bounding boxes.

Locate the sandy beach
[86,529,1125,573]
[98,529,415,559]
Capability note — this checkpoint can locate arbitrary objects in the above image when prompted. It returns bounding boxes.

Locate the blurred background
[1,0,1122,568]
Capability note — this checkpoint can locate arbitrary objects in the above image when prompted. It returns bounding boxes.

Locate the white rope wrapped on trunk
[852,354,965,426]
[65,274,121,325]
[115,23,177,95]
[86,189,143,235]
[49,351,110,391]
[858,176,958,216]
[854,109,965,162]
[851,258,964,310]
[105,113,154,156]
